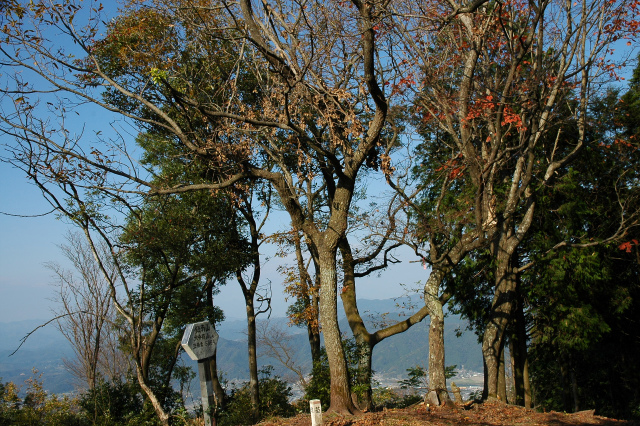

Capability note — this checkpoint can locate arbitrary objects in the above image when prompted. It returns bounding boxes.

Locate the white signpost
[310,399,322,426]
[181,321,219,426]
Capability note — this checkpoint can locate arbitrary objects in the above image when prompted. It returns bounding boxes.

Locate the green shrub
[372,386,402,408]
[218,366,295,426]
[79,378,158,426]
[0,379,21,424]
[304,337,370,409]
[303,354,331,409]
[372,386,422,409]
[1,373,87,426]
[398,365,428,391]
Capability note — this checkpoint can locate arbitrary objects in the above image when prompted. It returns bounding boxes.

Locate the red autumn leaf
[619,241,633,253]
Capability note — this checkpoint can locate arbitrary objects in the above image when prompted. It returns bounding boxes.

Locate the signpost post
[310,399,322,426]
[181,320,219,426]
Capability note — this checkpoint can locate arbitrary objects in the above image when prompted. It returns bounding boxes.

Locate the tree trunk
[570,356,579,412]
[136,363,170,426]
[293,229,322,364]
[483,312,511,399]
[482,245,517,399]
[510,283,530,407]
[208,352,225,411]
[339,238,373,410]
[245,297,260,421]
[309,265,322,364]
[355,342,373,411]
[306,254,321,364]
[482,358,489,401]
[510,337,523,405]
[307,322,322,364]
[318,249,359,414]
[424,268,451,404]
[236,201,263,422]
[523,355,532,408]
[344,300,373,411]
[498,347,507,402]
[132,305,171,425]
[206,283,226,410]
[510,339,517,404]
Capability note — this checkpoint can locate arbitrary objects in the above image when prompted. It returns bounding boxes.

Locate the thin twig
[0,208,56,217]
[9,311,89,357]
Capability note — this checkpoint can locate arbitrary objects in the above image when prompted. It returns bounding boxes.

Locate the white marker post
[181,321,219,426]
[310,399,322,426]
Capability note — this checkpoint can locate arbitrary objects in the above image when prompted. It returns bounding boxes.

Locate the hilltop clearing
[258,401,639,426]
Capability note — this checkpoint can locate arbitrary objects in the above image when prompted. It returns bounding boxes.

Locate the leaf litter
[258,401,639,426]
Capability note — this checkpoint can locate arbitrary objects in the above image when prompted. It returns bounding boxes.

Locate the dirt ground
[258,401,640,426]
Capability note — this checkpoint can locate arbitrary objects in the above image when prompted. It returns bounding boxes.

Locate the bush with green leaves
[372,386,423,409]
[303,337,369,409]
[0,372,198,426]
[1,373,87,426]
[79,378,162,426]
[218,366,295,426]
[304,353,331,409]
[374,364,458,409]
[398,366,428,392]
[397,364,457,393]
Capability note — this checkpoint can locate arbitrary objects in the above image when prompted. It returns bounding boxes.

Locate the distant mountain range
[0,298,482,395]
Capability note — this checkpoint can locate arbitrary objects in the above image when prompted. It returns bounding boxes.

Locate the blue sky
[0,164,73,322]
[0,163,426,323]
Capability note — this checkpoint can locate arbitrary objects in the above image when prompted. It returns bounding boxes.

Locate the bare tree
[48,232,130,390]
[257,320,309,391]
